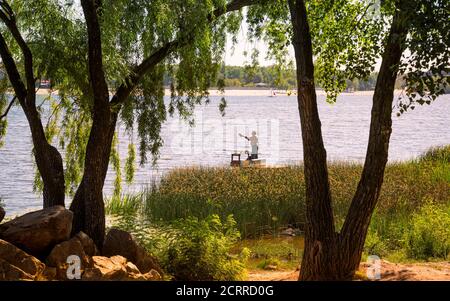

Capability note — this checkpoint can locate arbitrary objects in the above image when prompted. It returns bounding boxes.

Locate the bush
[364,229,389,258]
[165,214,246,281]
[109,214,248,281]
[404,202,450,260]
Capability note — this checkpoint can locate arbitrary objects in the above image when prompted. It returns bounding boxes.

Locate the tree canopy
[0,0,258,197]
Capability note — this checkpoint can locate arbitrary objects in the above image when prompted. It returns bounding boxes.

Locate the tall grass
[142,166,307,237]
[107,145,450,242]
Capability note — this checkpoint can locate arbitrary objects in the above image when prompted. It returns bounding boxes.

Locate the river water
[1,93,449,215]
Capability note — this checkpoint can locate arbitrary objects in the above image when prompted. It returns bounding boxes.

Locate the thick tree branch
[0,31,27,104]
[0,1,35,101]
[0,95,16,120]
[212,0,260,19]
[110,0,262,106]
[80,0,109,104]
[0,1,13,18]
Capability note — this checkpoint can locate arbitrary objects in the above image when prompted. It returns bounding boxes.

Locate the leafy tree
[248,0,449,280]
[0,0,262,247]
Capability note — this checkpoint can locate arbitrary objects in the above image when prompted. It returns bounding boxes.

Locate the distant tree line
[1,64,403,92]
[162,65,398,91]
[218,65,395,91]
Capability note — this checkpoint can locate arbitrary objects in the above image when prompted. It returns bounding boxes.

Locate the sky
[223,19,382,71]
[223,23,295,67]
[224,31,382,71]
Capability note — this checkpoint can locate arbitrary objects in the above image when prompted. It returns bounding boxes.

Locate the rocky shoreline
[0,205,162,281]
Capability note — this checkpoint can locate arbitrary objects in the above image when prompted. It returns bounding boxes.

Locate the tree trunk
[69,111,118,249]
[67,0,117,249]
[288,0,409,280]
[288,0,338,280]
[337,7,409,278]
[26,105,65,208]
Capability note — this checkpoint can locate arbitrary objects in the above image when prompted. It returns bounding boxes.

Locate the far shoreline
[33,87,394,97]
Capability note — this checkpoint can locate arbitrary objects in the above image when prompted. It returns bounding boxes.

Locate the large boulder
[0,206,73,258]
[0,206,5,223]
[46,235,91,280]
[103,228,162,275]
[82,255,161,281]
[45,232,98,280]
[0,239,45,280]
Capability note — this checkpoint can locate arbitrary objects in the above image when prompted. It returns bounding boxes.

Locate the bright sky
[225,31,382,70]
[223,23,295,67]
[224,21,382,70]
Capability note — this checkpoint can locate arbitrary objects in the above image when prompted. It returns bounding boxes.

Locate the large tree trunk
[288,0,409,280]
[69,0,118,249]
[69,111,118,249]
[288,0,338,280]
[337,8,409,278]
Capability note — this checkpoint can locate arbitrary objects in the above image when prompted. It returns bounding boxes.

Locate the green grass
[107,146,449,235]
[106,145,450,262]
[234,236,303,271]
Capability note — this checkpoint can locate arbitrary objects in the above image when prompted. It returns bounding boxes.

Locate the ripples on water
[1,94,449,215]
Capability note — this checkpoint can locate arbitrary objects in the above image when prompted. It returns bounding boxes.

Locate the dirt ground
[247,260,450,281]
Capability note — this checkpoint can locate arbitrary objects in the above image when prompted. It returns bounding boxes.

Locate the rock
[125,261,141,274]
[82,255,161,281]
[0,206,73,258]
[0,258,33,280]
[142,269,162,280]
[103,228,162,275]
[46,237,87,268]
[265,265,278,271]
[0,206,5,223]
[38,266,57,281]
[46,235,91,280]
[74,231,98,257]
[280,227,295,236]
[0,239,45,280]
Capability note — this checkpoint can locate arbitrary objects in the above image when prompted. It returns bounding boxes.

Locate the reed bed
[106,146,450,239]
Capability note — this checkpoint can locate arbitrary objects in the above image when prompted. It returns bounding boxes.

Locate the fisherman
[240,131,258,159]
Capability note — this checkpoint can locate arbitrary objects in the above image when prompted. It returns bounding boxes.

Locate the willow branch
[111,0,262,106]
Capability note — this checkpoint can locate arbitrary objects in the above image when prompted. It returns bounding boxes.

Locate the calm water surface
[1,94,449,215]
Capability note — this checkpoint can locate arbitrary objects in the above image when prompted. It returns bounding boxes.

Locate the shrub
[364,229,389,258]
[108,214,247,280]
[404,202,450,260]
[165,214,246,281]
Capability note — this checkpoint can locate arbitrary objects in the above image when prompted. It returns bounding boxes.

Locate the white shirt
[249,135,258,146]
